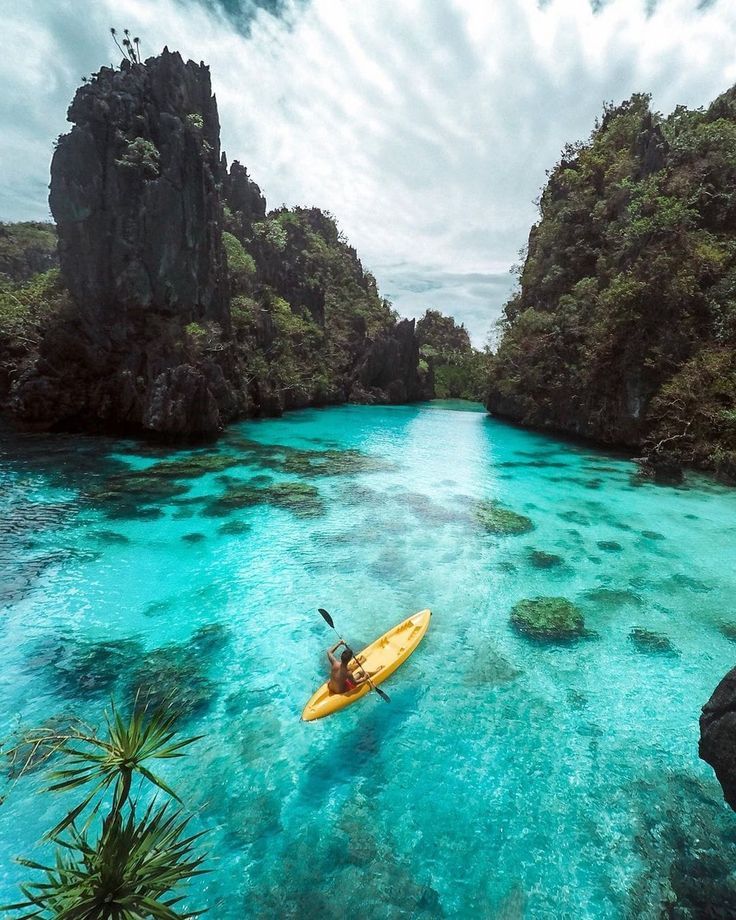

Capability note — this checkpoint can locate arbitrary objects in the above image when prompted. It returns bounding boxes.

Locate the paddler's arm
[326,641,345,665]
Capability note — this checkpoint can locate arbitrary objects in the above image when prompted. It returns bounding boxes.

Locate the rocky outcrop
[49,48,228,326]
[12,49,241,438]
[222,158,266,239]
[3,48,429,439]
[487,88,736,478]
[354,318,424,403]
[700,667,736,811]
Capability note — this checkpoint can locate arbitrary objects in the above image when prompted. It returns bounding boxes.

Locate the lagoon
[1,402,735,917]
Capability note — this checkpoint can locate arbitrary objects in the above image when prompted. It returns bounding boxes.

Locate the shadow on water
[297,685,423,807]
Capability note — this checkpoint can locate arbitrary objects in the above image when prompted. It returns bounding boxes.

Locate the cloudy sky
[2,0,736,342]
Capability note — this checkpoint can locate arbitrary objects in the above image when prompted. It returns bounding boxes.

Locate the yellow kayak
[302,609,432,722]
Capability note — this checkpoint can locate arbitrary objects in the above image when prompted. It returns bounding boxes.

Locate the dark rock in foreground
[700,667,736,812]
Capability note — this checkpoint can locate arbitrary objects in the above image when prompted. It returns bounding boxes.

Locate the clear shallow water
[1,401,736,918]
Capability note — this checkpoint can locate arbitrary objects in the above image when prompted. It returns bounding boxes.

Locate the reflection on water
[1,403,736,917]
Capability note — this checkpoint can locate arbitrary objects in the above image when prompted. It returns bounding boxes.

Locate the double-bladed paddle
[318,607,390,703]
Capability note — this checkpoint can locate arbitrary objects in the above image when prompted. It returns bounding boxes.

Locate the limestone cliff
[11,49,240,438]
[487,90,736,480]
[2,49,426,439]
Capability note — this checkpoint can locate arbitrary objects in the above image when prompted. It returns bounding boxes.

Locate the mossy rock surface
[475,500,533,535]
[510,596,585,640]
[202,479,323,518]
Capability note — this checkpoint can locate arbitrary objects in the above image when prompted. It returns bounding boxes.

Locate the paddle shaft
[319,610,389,702]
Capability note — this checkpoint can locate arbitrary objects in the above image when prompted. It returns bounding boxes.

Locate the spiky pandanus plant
[2,702,208,919]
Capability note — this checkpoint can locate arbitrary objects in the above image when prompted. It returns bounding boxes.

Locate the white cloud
[1,0,735,343]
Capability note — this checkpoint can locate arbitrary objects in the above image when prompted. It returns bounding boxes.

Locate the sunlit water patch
[1,403,736,917]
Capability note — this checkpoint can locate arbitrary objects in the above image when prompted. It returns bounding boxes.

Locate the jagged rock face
[5,49,428,438]
[50,49,228,327]
[223,159,266,239]
[355,318,423,403]
[700,667,736,812]
[12,50,242,438]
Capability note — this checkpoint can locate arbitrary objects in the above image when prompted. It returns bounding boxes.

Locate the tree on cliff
[416,309,487,400]
[487,88,736,478]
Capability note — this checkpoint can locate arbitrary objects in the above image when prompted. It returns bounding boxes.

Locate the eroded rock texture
[700,667,736,811]
[13,49,239,438]
[4,49,428,439]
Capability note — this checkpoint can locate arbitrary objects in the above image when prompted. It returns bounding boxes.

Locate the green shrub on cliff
[227,204,403,406]
[488,88,736,477]
[0,222,58,283]
[223,230,256,292]
[0,268,70,342]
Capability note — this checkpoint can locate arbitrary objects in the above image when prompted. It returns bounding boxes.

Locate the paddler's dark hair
[340,648,353,665]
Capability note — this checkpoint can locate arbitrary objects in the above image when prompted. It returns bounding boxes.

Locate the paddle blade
[318,607,335,629]
[374,686,390,703]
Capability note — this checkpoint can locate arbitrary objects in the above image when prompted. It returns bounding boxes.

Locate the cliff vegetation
[488,89,736,479]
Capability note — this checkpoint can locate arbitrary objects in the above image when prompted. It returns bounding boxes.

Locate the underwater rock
[280,447,387,477]
[700,667,736,812]
[182,532,206,543]
[669,573,712,593]
[641,530,665,541]
[527,549,564,569]
[718,623,736,642]
[496,561,518,574]
[89,529,131,545]
[147,453,240,478]
[202,479,323,518]
[596,540,622,552]
[402,491,467,525]
[509,597,585,641]
[582,587,643,607]
[557,509,590,525]
[627,770,736,915]
[217,519,251,536]
[142,600,171,618]
[127,624,228,718]
[464,646,522,686]
[475,500,534,535]
[628,627,679,656]
[90,470,190,520]
[27,635,142,697]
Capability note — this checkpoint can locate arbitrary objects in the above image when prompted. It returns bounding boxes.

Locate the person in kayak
[326,641,381,693]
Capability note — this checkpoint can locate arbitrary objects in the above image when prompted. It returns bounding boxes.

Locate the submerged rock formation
[488,89,736,478]
[1,48,430,439]
[700,667,736,811]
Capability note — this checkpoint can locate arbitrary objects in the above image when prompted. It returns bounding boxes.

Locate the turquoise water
[1,401,736,917]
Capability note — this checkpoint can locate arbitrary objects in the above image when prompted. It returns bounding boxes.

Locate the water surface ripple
[1,403,735,917]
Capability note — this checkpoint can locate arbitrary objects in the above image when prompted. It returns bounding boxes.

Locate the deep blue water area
[1,402,735,917]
